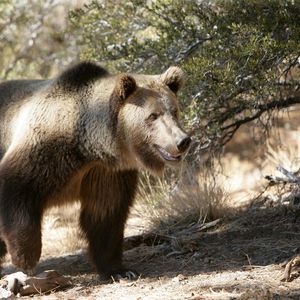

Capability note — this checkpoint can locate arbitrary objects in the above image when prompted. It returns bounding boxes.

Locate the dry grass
[41,204,85,258]
[264,129,300,174]
[258,130,300,206]
[135,167,230,230]
[135,109,300,232]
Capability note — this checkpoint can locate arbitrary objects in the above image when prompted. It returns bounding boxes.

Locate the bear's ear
[114,74,137,102]
[109,74,137,127]
[160,66,184,94]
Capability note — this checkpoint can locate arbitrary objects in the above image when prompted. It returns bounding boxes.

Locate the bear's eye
[148,112,159,121]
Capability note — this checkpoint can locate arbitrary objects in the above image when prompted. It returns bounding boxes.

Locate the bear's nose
[177,136,192,152]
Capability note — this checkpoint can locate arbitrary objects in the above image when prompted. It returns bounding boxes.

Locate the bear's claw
[99,269,139,282]
[114,270,138,280]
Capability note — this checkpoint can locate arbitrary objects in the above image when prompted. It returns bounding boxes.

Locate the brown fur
[0,61,190,280]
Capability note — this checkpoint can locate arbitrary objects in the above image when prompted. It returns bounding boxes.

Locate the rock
[0,286,14,299]
[172,274,187,282]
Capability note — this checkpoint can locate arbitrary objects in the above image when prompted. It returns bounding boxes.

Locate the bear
[0,61,191,280]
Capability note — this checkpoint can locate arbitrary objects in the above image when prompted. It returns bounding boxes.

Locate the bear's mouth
[155,145,182,162]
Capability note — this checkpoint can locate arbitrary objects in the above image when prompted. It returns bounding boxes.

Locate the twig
[174,38,212,63]
[281,254,300,282]
[277,166,300,183]
[196,218,222,232]
[191,95,300,147]
[265,165,300,185]
[166,250,189,258]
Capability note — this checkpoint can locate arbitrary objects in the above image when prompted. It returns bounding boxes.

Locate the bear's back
[0,62,111,160]
[0,80,49,106]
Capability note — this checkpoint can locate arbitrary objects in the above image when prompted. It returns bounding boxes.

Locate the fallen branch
[281,254,300,282]
[123,233,176,250]
[265,165,300,185]
[0,270,71,297]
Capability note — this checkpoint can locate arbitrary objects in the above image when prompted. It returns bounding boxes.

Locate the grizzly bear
[0,62,191,280]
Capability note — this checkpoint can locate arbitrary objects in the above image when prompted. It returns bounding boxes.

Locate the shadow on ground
[125,204,300,277]
[3,204,300,298]
[5,204,300,278]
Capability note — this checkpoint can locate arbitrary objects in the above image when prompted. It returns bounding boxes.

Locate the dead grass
[41,204,85,258]
[134,108,300,236]
[264,129,300,174]
[136,168,230,230]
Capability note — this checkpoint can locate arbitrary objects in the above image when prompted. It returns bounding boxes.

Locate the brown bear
[0,62,191,280]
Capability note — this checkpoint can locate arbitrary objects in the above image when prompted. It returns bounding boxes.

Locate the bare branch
[265,165,300,185]
[175,38,212,63]
[218,95,300,145]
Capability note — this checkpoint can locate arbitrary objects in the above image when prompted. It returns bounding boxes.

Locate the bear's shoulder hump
[56,61,109,89]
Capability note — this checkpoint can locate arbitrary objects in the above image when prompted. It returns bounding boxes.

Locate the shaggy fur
[0,62,190,280]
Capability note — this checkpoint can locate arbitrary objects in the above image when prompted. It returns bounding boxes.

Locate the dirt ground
[2,203,299,300]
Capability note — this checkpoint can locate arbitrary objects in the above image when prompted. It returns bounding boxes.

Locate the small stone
[172,274,187,282]
[0,286,13,299]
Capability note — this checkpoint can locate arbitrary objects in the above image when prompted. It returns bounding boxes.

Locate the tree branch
[218,95,300,145]
[175,38,212,63]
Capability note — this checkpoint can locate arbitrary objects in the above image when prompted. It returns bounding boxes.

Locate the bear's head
[112,67,192,174]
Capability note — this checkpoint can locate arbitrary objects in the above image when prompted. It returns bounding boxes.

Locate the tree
[0,0,77,80]
[69,0,300,159]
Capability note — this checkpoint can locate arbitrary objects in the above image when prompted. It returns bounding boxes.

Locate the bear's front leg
[4,224,42,273]
[0,207,42,272]
[80,169,138,281]
[80,208,137,280]
[0,178,42,273]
